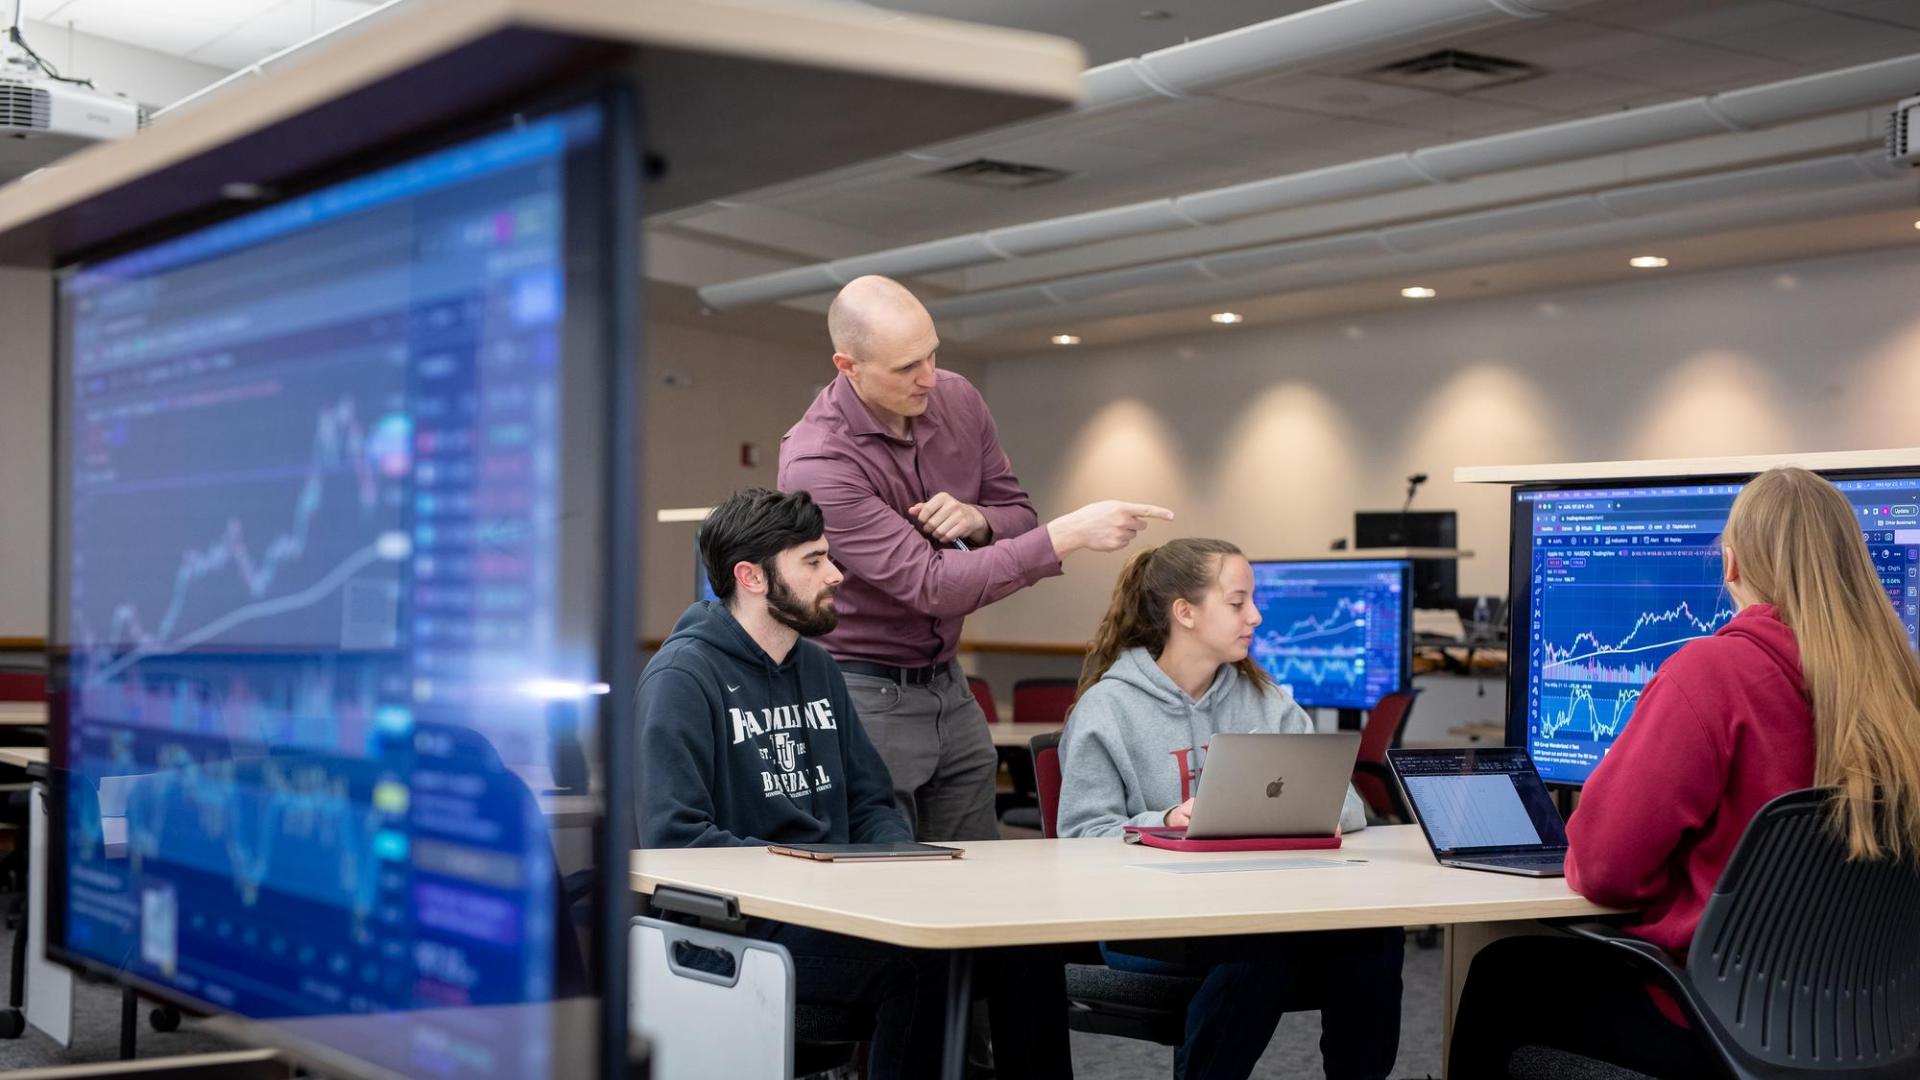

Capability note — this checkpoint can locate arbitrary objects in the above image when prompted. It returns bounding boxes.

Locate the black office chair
[1515,787,1920,1080]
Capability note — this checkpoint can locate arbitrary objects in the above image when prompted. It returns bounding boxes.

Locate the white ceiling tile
[1214,73,1442,117]
[1570,0,1771,33]
[189,0,383,66]
[1465,70,1674,114]
[1363,94,1557,139]
[1577,39,1804,94]
[1125,96,1378,138]
[1618,0,1809,42]
[43,3,234,57]
[1792,0,1920,30]
[1455,19,1663,72]
[1703,12,1920,65]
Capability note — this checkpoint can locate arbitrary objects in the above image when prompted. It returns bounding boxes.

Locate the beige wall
[0,268,50,634]
[966,245,1920,646]
[638,319,985,639]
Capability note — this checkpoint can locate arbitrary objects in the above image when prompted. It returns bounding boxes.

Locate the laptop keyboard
[1485,854,1566,867]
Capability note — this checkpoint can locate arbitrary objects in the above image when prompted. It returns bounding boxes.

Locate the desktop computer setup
[1506,471,1920,787]
[45,85,640,1079]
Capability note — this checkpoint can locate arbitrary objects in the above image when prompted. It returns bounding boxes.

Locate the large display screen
[50,95,625,1079]
[1248,559,1412,710]
[1510,473,1920,785]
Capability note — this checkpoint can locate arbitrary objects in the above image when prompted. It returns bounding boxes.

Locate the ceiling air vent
[925,158,1069,190]
[1360,49,1541,93]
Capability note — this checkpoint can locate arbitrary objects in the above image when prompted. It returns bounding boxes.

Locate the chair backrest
[967,675,1000,724]
[1352,688,1420,818]
[1031,730,1064,839]
[0,670,44,703]
[1686,787,1920,1075]
[1012,678,1076,727]
[1357,688,1420,762]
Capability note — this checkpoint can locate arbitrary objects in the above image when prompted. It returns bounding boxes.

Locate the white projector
[0,62,142,177]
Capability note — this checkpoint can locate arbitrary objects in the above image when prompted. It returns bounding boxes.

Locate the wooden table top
[0,702,46,726]
[0,745,49,769]
[631,825,1618,950]
[989,722,1063,748]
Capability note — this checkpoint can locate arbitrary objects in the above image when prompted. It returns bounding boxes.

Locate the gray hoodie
[1057,646,1368,838]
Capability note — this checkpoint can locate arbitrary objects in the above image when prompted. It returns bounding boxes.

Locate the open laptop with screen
[1133,732,1360,840]
[1386,747,1569,876]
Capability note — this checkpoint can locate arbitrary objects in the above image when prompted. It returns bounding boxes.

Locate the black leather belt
[838,659,944,686]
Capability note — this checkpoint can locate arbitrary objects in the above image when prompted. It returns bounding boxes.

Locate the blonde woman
[1451,467,1920,1077]
[1059,538,1402,1080]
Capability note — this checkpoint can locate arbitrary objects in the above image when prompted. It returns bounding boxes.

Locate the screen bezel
[44,78,639,1080]
[1246,558,1413,711]
[1504,464,1920,786]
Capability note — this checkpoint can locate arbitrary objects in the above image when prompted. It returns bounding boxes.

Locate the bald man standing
[779,275,1171,842]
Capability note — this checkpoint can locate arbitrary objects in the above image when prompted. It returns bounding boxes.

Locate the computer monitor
[1508,471,1920,786]
[1247,559,1413,711]
[48,87,636,1080]
[1354,510,1458,610]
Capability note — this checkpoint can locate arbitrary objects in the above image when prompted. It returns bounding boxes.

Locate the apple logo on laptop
[1265,777,1285,798]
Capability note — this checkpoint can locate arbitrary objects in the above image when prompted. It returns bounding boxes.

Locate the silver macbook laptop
[1171,732,1361,839]
[1386,747,1569,877]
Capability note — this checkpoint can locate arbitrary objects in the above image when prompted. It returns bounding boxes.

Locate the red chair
[1031,729,1064,838]
[1351,688,1421,822]
[967,675,1000,724]
[0,672,42,702]
[1011,678,1076,728]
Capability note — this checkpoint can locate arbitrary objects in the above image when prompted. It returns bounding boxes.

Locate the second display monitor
[1248,559,1413,711]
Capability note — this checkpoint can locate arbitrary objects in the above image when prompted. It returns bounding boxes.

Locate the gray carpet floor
[0,925,1444,1077]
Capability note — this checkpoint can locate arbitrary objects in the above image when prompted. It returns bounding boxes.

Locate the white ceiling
[19,0,386,70]
[675,0,1920,246]
[659,0,1920,349]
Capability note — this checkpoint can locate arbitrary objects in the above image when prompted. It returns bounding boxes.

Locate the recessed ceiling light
[1912,220,1920,230]
[1050,334,1081,346]
[1400,286,1437,299]
[1210,312,1243,324]
[1629,255,1669,269]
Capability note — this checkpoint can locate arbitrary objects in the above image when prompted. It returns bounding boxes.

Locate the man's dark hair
[697,487,827,602]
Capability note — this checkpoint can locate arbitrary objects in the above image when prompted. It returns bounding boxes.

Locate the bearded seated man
[635,486,1072,1080]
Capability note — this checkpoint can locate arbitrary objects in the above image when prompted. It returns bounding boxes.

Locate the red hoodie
[1565,604,1815,1020]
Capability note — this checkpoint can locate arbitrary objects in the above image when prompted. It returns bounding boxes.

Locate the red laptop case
[1123,826,1342,852]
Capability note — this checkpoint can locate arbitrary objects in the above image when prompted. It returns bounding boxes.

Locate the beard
[766,567,839,637]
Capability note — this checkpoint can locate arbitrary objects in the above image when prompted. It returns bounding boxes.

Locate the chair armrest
[1561,920,1684,982]
[1561,920,1742,1076]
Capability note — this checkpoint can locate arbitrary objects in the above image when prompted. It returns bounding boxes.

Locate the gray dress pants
[843,661,1001,842]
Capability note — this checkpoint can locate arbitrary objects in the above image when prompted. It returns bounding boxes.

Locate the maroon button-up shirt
[778,370,1062,666]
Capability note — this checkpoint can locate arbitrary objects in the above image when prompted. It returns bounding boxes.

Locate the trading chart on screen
[55,102,607,1042]
[1248,560,1409,710]
[1515,478,1920,784]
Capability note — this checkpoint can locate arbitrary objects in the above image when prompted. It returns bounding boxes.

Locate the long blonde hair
[1078,538,1272,699]
[1722,467,1920,860]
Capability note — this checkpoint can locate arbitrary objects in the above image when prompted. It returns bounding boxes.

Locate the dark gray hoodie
[1058,645,1367,838]
[636,601,911,848]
